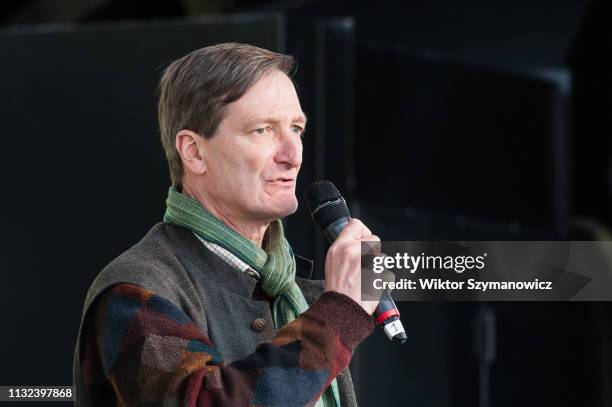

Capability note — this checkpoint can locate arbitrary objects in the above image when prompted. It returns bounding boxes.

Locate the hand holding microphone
[324,218,382,315]
[304,180,407,343]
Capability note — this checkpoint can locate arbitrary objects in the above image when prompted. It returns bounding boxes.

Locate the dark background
[0,0,611,406]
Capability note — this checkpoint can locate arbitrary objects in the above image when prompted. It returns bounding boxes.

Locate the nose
[275,128,302,169]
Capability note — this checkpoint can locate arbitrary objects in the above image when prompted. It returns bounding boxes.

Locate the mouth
[267,177,296,185]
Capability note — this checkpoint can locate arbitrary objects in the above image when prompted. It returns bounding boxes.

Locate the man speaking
[73,43,380,407]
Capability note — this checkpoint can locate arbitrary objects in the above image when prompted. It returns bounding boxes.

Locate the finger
[361,239,381,256]
[335,218,372,242]
[381,269,396,285]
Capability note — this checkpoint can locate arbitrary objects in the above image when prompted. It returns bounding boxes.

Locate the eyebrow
[245,112,308,126]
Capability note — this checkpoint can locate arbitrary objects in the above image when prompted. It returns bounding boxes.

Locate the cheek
[214,146,260,176]
[239,157,268,185]
[245,146,276,178]
[212,138,276,185]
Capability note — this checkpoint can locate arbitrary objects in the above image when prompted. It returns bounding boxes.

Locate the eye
[252,126,269,135]
[291,125,305,138]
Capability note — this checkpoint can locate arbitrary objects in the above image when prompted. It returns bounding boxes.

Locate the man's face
[199,70,305,223]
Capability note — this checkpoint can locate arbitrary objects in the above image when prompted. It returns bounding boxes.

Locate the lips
[266,177,296,186]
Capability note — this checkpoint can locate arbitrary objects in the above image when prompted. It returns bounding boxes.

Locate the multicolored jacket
[73,223,374,406]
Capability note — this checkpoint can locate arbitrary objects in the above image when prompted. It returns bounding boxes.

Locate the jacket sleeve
[80,283,374,406]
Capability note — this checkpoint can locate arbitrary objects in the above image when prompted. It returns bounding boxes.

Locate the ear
[176,129,207,175]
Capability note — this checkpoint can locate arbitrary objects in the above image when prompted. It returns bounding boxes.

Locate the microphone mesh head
[303,180,351,229]
[304,180,341,206]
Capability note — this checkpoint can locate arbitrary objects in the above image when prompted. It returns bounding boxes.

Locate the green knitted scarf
[163,187,340,407]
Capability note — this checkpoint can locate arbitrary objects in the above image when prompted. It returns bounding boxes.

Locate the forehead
[225,70,304,121]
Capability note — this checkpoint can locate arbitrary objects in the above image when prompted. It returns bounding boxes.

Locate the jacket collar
[295,254,314,279]
[164,223,315,299]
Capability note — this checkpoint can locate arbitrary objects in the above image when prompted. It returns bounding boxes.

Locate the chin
[277,198,299,217]
[267,195,299,219]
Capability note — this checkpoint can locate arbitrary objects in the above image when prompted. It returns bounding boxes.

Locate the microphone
[304,180,407,343]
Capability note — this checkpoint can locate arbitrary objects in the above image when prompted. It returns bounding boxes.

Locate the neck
[181,184,269,247]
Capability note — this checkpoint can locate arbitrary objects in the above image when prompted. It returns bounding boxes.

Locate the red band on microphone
[375,308,400,325]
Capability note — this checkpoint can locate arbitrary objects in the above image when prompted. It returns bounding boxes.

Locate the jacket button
[251,318,266,332]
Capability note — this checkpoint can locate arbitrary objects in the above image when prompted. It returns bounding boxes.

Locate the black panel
[0,14,283,389]
[354,43,571,237]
